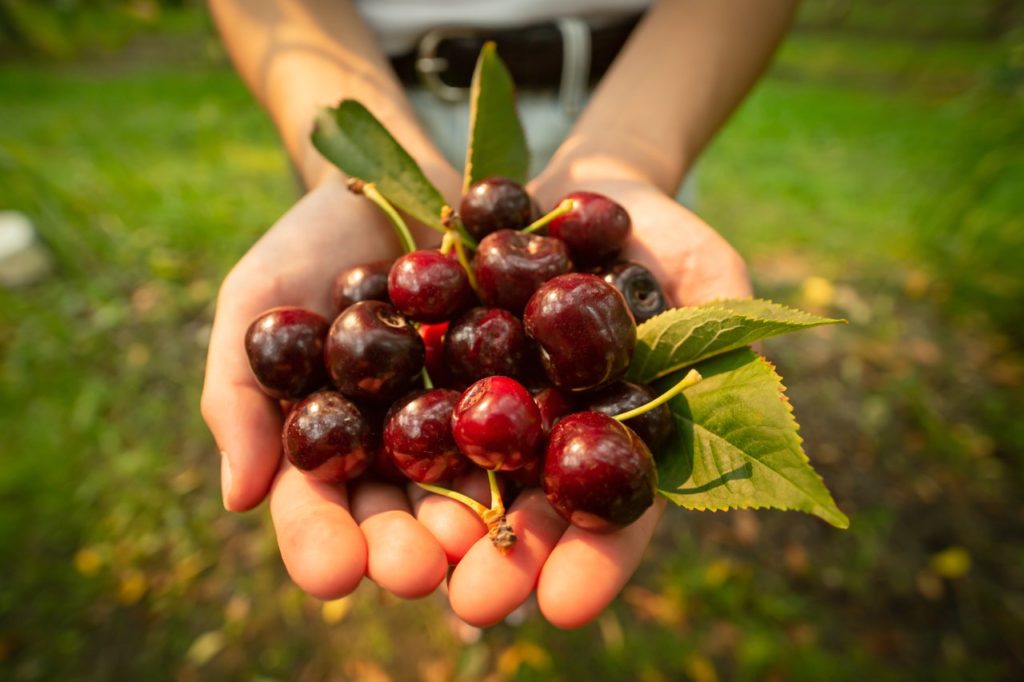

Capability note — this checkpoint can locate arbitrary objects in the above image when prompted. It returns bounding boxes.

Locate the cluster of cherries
[244,177,674,551]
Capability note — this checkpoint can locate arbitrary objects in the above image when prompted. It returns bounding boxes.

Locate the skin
[204,0,795,626]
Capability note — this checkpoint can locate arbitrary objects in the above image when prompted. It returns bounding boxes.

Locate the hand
[201,174,463,600]
[428,173,752,629]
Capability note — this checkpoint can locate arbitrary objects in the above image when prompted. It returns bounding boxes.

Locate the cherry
[282,391,373,483]
[419,321,451,387]
[586,381,673,454]
[598,261,669,324]
[388,250,473,323]
[547,191,631,265]
[325,300,424,403]
[543,411,656,531]
[523,273,636,391]
[459,176,533,240]
[473,229,572,315]
[445,307,528,385]
[332,259,393,314]
[451,376,543,472]
[531,386,575,436]
[384,389,468,483]
[244,307,329,400]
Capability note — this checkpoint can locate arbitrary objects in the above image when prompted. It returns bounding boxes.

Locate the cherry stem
[450,232,479,293]
[421,367,434,390]
[439,230,456,255]
[348,179,417,253]
[484,469,516,554]
[415,482,488,517]
[440,205,478,249]
[522,198,574,234]
[613,368,703,422]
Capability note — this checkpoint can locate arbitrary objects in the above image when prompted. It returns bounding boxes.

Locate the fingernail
[220,453,235,511]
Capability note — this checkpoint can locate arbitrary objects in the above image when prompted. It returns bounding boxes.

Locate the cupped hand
[201,174,458,600]
[430,174,752,629]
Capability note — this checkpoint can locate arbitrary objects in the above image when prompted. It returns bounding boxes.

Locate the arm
[209,0,458,192]
[544,0,799,193]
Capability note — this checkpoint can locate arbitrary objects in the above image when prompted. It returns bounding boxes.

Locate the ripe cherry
[547,191,631,265]
[459,176,533,240]
[531,386,575,436]
[523,273,636,391]
[418,321,451,387]
[244,307,329,400]
[388,250,473,323]
[384,389,468,483]
[598,261,669,324]
[325,300,424,403]
[445,307,528,385]
[451,376,543,472]
[543,411,656,532]
[283,391,373,483]
[473,229,572,315]
[332,259,393,314]
[586,381,673,453]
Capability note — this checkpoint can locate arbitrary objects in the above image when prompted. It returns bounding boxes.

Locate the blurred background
[1,0,1022,680]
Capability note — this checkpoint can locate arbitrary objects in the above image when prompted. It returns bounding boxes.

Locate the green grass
[1,7,1023,681]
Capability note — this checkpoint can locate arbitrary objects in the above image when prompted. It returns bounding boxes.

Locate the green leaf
[312,100,448,231]
[627,299,843,384]
[463,42,530,191]
[656,349,849,529]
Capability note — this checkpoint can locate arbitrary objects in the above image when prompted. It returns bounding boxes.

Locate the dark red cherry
[586,381,673,454]
[332,259,393,314]
[459,176,533,240]
[445,307,528,385]
[451,376,543,472]
[388,250,473,323]
[473,229,573,315]
[598,261,669,324]
[548,191,631,265]
[523,273,636,391]
[531,386,575,436]
[419,321,451,387]
[384,389,468,483]
[282,391,373,483]
[543,411,656,532]
[325,300,424,403]
[244,307,329,400]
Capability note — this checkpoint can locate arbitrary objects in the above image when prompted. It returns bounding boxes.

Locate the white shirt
[355,0,651,54]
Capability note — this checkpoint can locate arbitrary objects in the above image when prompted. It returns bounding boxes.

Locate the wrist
[539,128,687,198]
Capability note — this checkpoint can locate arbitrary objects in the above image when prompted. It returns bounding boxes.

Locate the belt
[390,15,642,102]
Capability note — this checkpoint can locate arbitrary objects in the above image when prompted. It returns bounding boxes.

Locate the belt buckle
[415,27,482,102]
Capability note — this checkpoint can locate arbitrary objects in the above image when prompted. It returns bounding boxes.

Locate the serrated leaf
[312,100,447,230]
[627,299,843,383]
[463,42,529,191]
[655,349,848,529]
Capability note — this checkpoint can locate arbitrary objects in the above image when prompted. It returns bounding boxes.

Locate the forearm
[209,0,454,190]
[548,0,798,193]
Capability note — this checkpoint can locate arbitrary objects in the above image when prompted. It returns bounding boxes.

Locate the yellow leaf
[684,654,718,682]
[931,547,971,579]
[186,630,226,667]
[802,276,835,308]
[497,642,551,676]
[116,569,147,605]
[73,547,103,577]
[321,596,353,625]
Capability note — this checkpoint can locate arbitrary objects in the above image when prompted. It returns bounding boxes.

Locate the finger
[269,459,366,600]
[201,289,283,512]
[448,489,568,627]
[409,470,491,563]
[350,480,447,599]
[537,497,666,629]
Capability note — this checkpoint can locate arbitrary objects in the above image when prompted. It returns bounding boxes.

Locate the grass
[1,6,1023,681]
